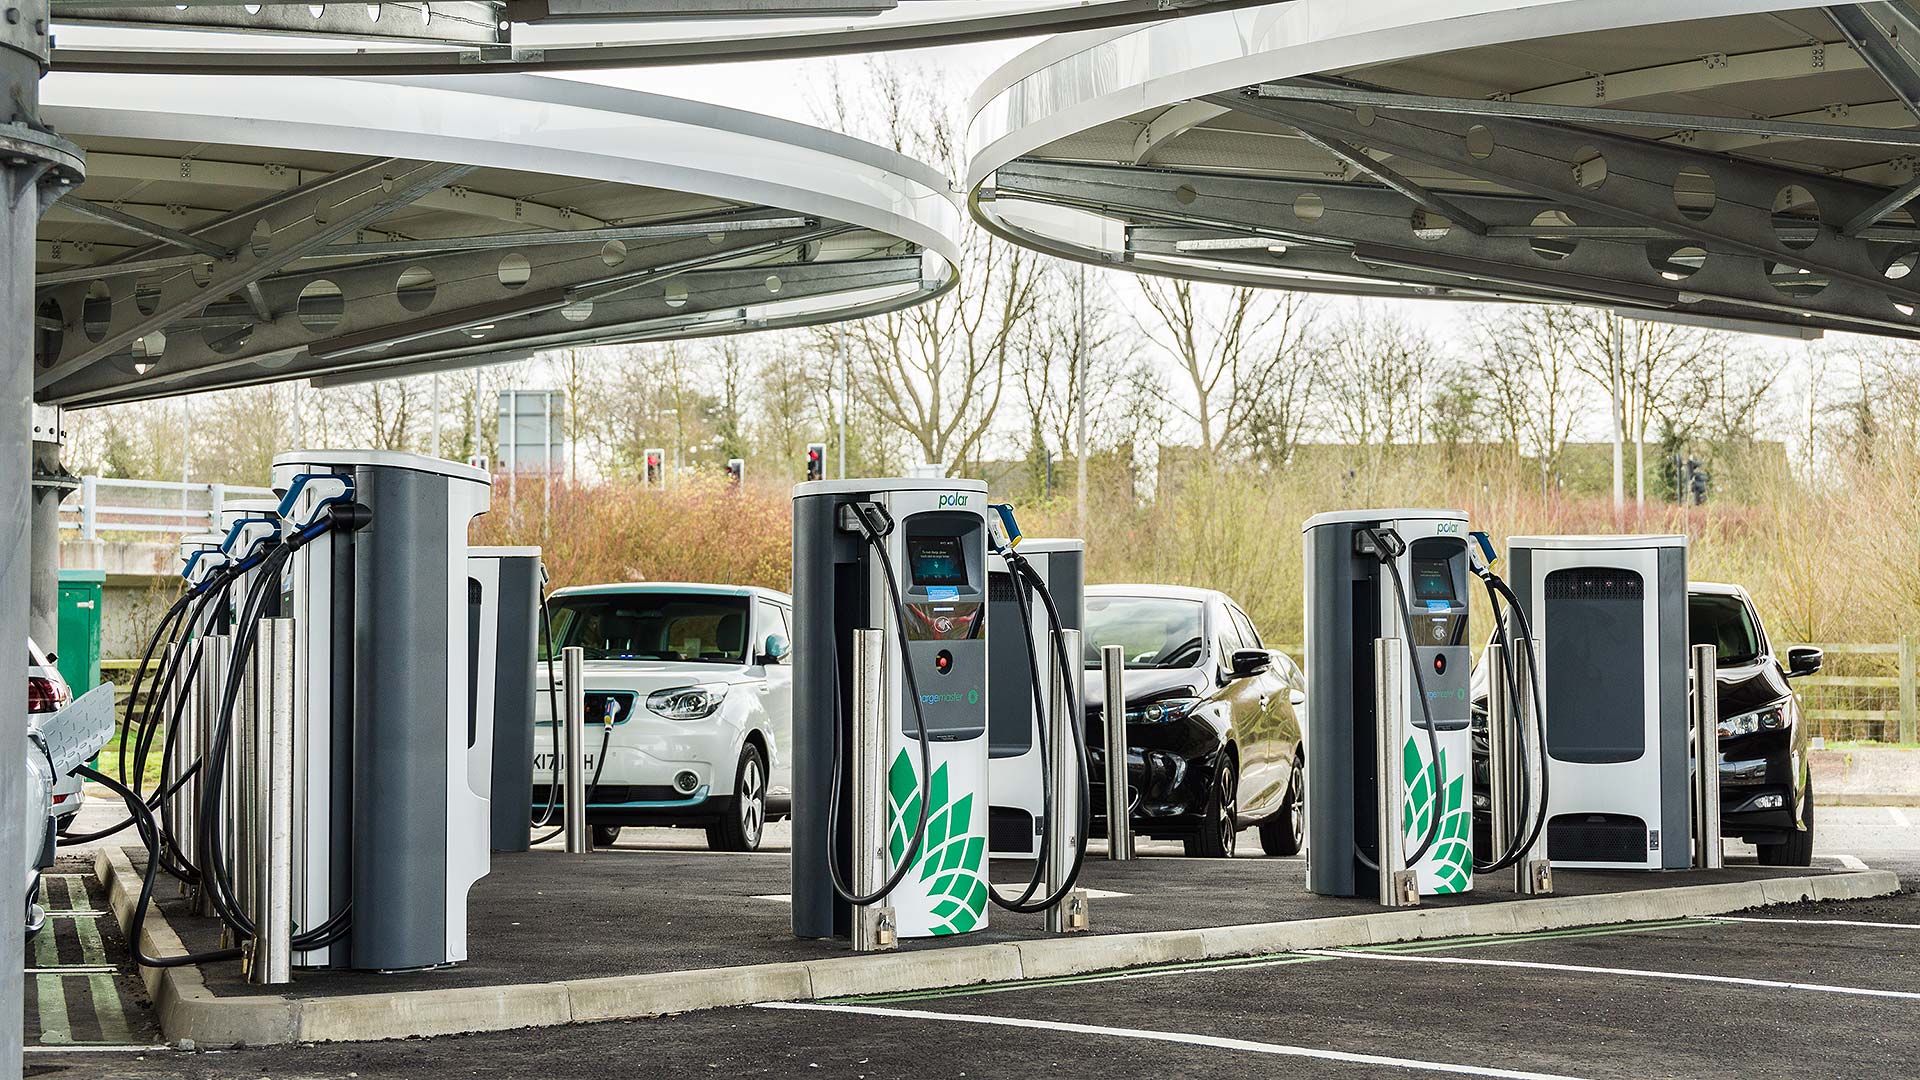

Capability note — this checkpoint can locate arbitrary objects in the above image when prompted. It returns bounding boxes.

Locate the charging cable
[1356,526,1448,868]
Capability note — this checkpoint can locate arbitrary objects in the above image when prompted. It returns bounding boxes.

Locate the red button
[1433,655,1447,675]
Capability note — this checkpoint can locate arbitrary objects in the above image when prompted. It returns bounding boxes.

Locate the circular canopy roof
[49,0,1275,76]
[33,73,962,408]
[967,0,1920,340]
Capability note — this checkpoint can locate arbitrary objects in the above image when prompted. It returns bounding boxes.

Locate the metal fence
[59,476,278,540]
[1794,640,1919,745]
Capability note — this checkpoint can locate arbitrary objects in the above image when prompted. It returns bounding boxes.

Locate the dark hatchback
[1472,581,1821,866]
[1080,585,1304,858]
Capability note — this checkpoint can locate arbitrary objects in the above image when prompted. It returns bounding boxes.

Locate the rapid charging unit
[1303,510,1475,900]
[792,479,992,942]
[1505,535,1690,870]
[272,449,493,970]
[986,539,1083,858]
[470,547,543,854]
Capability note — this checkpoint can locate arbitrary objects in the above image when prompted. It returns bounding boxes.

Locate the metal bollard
[1046,630,1090,934]
[249,619,294,985]
[233,628,262,924]
[1510,648,1552,895]
[192,634,227,917]
[159,642,191,898]
[1485,642,1512,861]
[1374,638,1418,908]
[850,629,896,952]
[1692,644,1723,870]
[563,646,590,854]
[1101,645,1134,860]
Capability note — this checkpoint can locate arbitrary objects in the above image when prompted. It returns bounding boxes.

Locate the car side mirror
[759,632,791,665]
[1228,648,1271,680]
[1288,688,1306,707]
[1786,646,1823,678]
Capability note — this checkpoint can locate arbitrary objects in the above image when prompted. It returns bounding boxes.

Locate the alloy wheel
[1218,762,1238,857]
[740,755,766,845]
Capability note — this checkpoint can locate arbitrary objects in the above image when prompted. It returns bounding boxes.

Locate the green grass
[89,724,166,791]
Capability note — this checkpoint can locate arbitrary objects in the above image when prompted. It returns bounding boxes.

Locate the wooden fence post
[1901,634,1917,746]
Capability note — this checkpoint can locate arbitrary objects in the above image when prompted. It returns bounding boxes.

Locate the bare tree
[1315,307,1435,448]
[1135,279,1317,457]
[1472,305,1588,485]
[1565,311,1723,504]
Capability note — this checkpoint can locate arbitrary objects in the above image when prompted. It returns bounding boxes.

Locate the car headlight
[646,683,729,721]
[1126,696,1201,724]
[1717,703,1787,739]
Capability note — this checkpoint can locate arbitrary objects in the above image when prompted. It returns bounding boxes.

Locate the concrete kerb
[92,849,1901,1048]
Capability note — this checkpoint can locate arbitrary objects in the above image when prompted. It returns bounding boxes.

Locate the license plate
[533,752,596,772]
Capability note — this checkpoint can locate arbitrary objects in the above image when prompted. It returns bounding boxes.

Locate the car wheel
[1259,754,1305,857]
[1184,754,1238,859]
[1757,778,1814,867]
[591,824,623,848]
[707,744,767,852]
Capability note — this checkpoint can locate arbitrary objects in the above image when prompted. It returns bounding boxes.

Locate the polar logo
[938,493,969,508]
[1435,522,1461,534]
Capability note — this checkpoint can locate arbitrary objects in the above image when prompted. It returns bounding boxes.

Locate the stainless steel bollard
[1510,647,1552,895]
[563,646,590,854]
[850,629,896,952]
[1375,639,1418,908]
[1484,642,1512,861]
[233,628,262,923]
[249,618,294,986]
[1045,630,1089,934]
[1692,643,1723,870]
[1101,645,1133,861]
[192,633,227,917]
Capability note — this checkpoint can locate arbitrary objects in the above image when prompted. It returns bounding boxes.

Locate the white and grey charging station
[271,449,495,969]
[469,546,544,854]
[987,539,1084,859]
[1303,509,1476,901]
[791,479,993,942]
[1504,535,1691,870]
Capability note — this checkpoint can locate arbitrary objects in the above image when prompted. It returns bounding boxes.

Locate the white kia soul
[531,583,793,851]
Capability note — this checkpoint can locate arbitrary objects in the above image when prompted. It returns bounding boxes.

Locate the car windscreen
[1689,593,1761,666]
[544,594,751,663]
[1083,596,1205,669]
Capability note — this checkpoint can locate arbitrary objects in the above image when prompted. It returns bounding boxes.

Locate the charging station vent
[1545,570,1643,601]
[1548,812,1648,863]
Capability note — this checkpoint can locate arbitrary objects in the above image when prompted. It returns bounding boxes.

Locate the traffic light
[805,442,826,482]
[726,458,744,486]
[644,447,665,489]
[1689,460,1711,505]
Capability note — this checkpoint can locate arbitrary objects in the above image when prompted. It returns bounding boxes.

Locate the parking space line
[1300,949,1920,1000]
[1357,920,1702,954]
[24,1045,173,1054]
[759,1002,1595,1079]
[33,933,72,1047]
[1886,807,1912,828]
[1696,914,1920,931]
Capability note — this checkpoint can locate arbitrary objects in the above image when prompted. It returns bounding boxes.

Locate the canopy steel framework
[967,0,1920,341]
[31,73,963,407]
[49,0,1278,76]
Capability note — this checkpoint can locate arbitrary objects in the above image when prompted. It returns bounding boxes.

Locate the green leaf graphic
[1402,738,1473,895]
[884,749,988,934]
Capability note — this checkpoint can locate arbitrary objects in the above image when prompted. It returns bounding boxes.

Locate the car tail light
[27,675,69,714]
[51,792,70,805]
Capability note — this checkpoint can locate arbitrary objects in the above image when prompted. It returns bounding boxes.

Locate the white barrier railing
[59,476,277,540]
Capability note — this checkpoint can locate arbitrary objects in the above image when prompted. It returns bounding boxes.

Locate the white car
[29,639,85,829]
[531,583,793,851]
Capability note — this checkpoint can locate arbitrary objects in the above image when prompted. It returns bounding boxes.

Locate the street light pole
[1074,266,1088,534]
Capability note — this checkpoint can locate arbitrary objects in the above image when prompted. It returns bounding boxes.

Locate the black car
[1080,585,1304,858]
[1472,582,1820,866]
[1694,582,1821,865]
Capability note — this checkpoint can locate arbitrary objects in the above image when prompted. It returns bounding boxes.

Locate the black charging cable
[1472,568,1552,873]
[822,501,936,907]
[1358,527,1448,868]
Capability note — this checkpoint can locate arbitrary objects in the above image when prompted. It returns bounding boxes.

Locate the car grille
[530,784,687,806]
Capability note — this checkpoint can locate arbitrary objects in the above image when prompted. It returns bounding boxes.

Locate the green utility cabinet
[56,569,105,693]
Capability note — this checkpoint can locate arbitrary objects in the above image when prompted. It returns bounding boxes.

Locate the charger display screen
[907,535,968,587]
[1413,558,1455,602]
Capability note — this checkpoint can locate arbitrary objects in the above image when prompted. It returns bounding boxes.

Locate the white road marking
[1301,949,1920,1001]
[1886,807,1912,828]
[1835,854,1870,871]
[24,1045,172,1054]
[1700,915,1920,931]
[758,1001,1594,1080]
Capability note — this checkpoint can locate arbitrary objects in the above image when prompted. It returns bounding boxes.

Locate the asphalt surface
[30,809,1920,1080]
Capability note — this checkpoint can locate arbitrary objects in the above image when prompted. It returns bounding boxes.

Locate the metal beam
[36,160,472,388]
[1828,5,1920,121]
[1250,80,1920,149]
[1844,172,1920,235]
[58,198,235,259]
[304,222,853,361]
[1209,96,1488,236]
